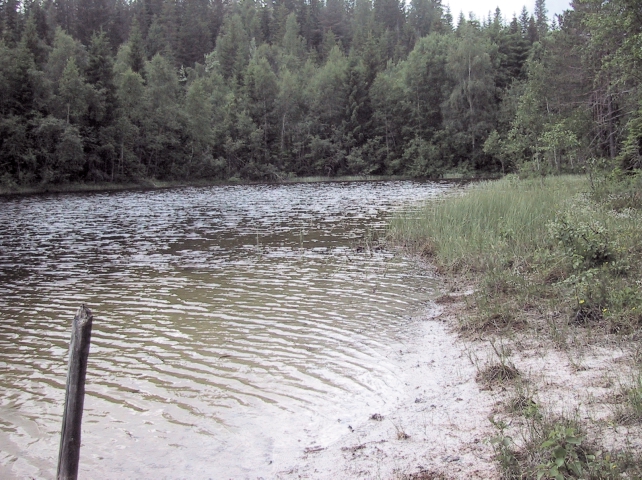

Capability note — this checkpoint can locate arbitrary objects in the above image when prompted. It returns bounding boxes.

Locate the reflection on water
[0,181,448,478]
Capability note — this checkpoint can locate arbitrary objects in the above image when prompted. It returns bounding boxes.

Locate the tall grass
[389,175,588,272]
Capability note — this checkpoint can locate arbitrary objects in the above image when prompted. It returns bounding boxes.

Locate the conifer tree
[534,0,548,39]
[127,18,146,74]
[2,0,21,45]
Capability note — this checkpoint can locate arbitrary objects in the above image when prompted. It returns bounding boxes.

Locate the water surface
[0,181,448,478]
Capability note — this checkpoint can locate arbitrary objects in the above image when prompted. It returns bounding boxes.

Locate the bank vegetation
[390,171,642,478]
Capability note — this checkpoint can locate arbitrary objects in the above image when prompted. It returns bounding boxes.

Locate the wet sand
[278,300,499,479]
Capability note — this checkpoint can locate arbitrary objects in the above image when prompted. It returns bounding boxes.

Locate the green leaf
[568,461,583,475]
[566,436,582,445]
[554,446,566,460]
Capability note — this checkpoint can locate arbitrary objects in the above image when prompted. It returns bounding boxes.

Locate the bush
[549,216,615,270]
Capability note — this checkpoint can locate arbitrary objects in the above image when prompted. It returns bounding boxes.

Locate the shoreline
[279,286,500,479]
[280,269,642,478]
[0,173,499,198]
[0,176,410,198]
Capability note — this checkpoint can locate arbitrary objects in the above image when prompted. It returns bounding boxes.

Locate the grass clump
[614,373,642,425]
[476,340,520,388]
[476,361,520,387]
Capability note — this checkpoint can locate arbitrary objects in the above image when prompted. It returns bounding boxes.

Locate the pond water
[0,180,449,479]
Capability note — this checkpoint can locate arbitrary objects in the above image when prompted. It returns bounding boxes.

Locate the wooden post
[57,305,93,480]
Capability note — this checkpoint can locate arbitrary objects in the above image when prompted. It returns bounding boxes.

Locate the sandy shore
[277,297,500,479]
[276,281,642,479]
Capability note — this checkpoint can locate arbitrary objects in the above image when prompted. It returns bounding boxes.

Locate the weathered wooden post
[57,304,93,480]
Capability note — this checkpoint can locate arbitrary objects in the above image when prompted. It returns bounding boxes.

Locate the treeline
[0,0,640,186]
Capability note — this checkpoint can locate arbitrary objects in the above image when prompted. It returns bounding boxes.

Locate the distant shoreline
[0,173,498,198]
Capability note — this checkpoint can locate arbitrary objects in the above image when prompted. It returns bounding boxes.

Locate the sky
[443,0,573,23]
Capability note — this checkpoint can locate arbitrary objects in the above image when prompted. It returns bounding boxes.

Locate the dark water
[0,180,448,479]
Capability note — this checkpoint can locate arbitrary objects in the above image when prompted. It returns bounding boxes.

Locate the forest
[0,0,640,186]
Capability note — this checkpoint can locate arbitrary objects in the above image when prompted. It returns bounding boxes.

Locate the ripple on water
[0,180,449,478]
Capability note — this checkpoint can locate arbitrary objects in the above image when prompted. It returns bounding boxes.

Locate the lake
[0,180,449,478]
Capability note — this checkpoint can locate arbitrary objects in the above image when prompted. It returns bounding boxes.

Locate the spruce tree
[127,18,146,74]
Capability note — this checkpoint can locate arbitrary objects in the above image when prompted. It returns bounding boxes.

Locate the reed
[389,175,587,273]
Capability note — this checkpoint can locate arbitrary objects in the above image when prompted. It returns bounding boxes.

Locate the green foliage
[549,214,614,270]
[544,178,642,328]
[214,14,250,82]
[537,123,581,173]
[391,172,642,337]
[1,0,640,187]
[489,416,520,475]
[536,425,588,480]
[126,19,146,74]
[403,136,445,177]
[0,0,538,187]
[490,413,636,480]
[591,168,642,211]
[444,21,497,166]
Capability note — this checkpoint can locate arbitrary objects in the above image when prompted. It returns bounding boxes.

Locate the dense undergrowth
[389,171,642,478]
